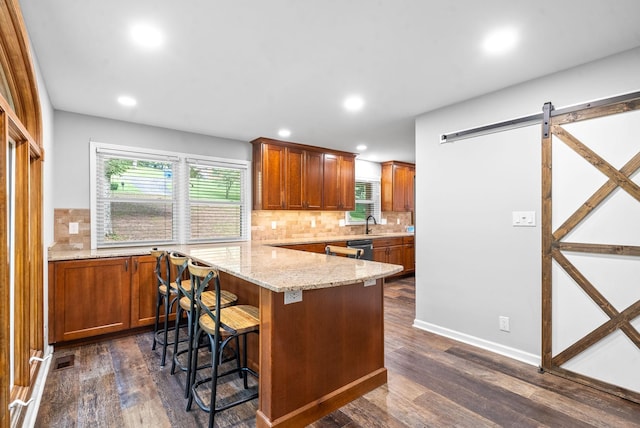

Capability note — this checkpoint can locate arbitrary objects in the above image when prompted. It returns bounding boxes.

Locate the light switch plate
[512,211,536,227]
[69,222,79,234]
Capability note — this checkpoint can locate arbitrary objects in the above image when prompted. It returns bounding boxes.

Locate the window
[186,158,246,242]
[91,143,250,248]
[346,179,381,224]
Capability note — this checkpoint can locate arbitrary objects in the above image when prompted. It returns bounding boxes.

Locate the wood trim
[557,242,640,257]
[0,2,44,425]
[0,110,9,428]
[541,123,553,369]
[551,98,640,126]
[546,365,640,405]
[30,157,43,350]
[13,138,30,386]
[0,0,42,145]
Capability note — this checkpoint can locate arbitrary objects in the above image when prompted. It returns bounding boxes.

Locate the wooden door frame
[0,0,44,426]
[541,95,640,404]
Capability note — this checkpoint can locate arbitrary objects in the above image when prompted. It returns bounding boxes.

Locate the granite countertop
[262,232,414,246]
[48,240,404,292]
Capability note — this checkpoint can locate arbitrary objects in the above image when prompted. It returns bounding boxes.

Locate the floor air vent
[53,354,75,370]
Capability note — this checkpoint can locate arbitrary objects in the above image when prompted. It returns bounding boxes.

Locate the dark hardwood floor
[36,277,640,427]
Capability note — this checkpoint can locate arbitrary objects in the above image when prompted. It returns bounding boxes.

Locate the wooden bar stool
[171,257,238,399]
[186,261,259,428]
[151,248,178,366]
[325,245,364,258]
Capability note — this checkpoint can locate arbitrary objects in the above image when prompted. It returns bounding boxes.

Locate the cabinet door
[130,254,160,327]
[392,165,408,212]
[373,247,388,263]
[403,243,415,273]
[322,154,340,210]
[405,166,415,212]
[387,245,404,267]
[261,143,287,210]
[304,150,324,209]
[286,147,305,210]
[339,155,355,211]
[52,257,131,343]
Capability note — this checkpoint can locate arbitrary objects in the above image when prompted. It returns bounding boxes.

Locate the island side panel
[258,279,386,427]
[219,271,260,371]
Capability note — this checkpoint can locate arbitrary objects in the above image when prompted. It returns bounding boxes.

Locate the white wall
[53,111,251,208]
[29,42,55,428]
[414,46,640,366]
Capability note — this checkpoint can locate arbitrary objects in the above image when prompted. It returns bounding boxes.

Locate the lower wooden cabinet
[49,254,163,344]
[403,236,415,274]
[373,237,404,269]
[130,254,161,328]
[50,257,132,343]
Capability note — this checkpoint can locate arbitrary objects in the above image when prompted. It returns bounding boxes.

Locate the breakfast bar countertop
[48,241,403,293]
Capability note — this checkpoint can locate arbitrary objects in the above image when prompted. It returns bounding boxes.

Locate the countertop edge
[48,241,406,293]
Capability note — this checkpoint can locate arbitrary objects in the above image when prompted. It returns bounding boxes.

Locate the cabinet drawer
[403,236,414,245]
[373,237,403,247]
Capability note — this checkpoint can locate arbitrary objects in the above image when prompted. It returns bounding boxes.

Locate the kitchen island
[49,242,402,427]
[173,242,402,427]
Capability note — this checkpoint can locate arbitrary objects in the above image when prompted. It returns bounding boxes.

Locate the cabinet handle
[124,260,128,272]
[134,260,138,272]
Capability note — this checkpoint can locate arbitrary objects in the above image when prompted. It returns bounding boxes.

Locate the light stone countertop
[262,232,413,246]
[48,240,404,292]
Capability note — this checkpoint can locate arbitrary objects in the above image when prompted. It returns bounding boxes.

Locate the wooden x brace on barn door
[541,96,640,404]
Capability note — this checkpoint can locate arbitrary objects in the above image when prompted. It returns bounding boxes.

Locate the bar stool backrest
[325,245,363,259]
[151,248,170,289]
[169,252,190,296]
[188,261,225,337]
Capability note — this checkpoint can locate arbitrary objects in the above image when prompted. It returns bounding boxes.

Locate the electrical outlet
[284,290,302,304]
[499,316,510,332]
[271,221,277,230]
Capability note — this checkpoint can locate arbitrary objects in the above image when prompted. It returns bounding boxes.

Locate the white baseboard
[21,345,54,428]
[412,319,540,367]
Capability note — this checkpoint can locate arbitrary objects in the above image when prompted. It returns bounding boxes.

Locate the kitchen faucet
[365,215,377,234]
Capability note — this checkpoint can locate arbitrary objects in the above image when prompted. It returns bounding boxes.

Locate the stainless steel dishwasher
[346,239,374,260]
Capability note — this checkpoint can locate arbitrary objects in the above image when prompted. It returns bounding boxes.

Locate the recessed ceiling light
[356,144,367,151]
[278,129,291,138]
[131,23,164,48]
[343,95,364,112]
[482,27,518,55]
[117,95,137,107]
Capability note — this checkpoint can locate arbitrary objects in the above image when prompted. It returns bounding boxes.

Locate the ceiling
[18,1,640,163]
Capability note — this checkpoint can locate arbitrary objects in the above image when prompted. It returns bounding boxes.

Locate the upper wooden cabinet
[286,147,323,210]
[253,142,286,210]
[381,161,415,212]
[323,154,355,211]
[251,137,356,211]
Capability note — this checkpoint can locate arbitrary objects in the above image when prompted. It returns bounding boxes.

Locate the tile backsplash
[251,210,412,241]
[51,208,91,251]
[49,208,413,250]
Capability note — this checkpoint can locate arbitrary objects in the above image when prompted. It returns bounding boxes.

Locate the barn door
[541,95,640,403]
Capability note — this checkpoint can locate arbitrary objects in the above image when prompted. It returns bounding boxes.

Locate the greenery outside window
[91,143,250,248]
[346,179,381,224]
